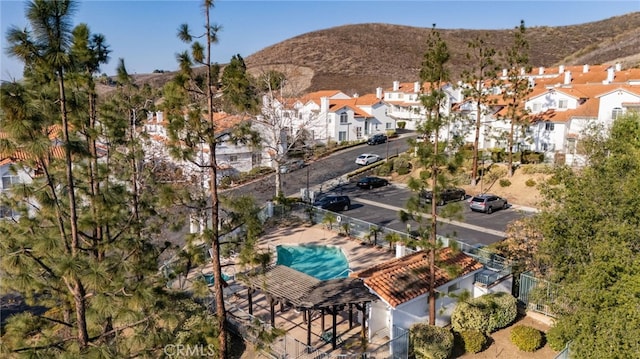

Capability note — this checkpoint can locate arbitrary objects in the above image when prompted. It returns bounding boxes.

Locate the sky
[1,0,639,81]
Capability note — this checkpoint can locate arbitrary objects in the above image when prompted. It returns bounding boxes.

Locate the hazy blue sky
[1,0,639,81]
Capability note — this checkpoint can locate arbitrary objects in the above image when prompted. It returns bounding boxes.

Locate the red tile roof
[352,247,483,308]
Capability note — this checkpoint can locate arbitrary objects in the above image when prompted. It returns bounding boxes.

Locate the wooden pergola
[239,265,378,350]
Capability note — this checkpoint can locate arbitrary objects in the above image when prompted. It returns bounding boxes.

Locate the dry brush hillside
[99,12,640,97]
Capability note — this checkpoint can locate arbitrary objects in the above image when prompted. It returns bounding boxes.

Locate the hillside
[98,12,640,97]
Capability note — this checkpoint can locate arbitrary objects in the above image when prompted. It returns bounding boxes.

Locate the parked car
[280,159,305,173]
[367,133,388,145]
[469,194,508,214]
[356,176,390,189]
[313,195,351,211]
[355,153,380,166]
[421,188,466,205]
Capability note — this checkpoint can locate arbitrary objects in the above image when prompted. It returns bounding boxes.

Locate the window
[0,206,16,219]
[566,138,577,154]
[338,131,347,142]
[558,99,568,109]
[355,127,362,139]
[545,123,555,131]
[251,153,262,166]
[612,107,624,119]
[447,282,459,294]
[229,155,238,163]
[2,175,20,190]
[532,103,541,112]
[386,122,392,129]
[340,113,348,124]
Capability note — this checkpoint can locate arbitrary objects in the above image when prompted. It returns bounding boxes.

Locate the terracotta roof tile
[353,247,482,308]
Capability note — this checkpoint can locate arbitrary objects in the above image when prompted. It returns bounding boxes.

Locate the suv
[313,195,351,212]
[367,133,387,145]
[469,194,508,214]
[421,188,466,205]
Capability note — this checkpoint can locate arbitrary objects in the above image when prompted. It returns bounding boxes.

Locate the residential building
[353,246,511,352]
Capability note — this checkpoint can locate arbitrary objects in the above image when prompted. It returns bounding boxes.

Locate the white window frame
[340,113,348,124]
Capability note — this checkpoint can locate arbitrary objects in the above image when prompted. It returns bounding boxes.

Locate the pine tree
[1,1,215,356]
[164,1,231,356]
[461,33,499,185]
[501,20,532,177]
[402,25,465,326]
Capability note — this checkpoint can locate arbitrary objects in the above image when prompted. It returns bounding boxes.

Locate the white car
[355,153,380,166]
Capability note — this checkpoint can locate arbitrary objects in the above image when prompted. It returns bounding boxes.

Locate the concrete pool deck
[224,223,398,357]
[258,223,397,274]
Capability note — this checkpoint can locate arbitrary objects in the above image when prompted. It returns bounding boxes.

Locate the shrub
[410,323,454,359]
[396,166,410,175]
[393,157,412,175]
[499,178,511,187]
[521,163,553,174]
[397,121,406,129]
[510,325,543,352]
[452,293,518,334]
[451,301,490,333]
[460,330,487,354]
[525,178,536,187]
[490,148,505,162]
[546,322,571,351]
[481,292,518,332]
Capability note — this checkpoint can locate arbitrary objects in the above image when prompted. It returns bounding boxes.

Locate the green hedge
[451,292,518,334]
[410,323,454,359]
[510,325,543,352]
[460,330,487,354]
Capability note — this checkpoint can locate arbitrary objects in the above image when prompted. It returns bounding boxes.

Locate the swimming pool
[276,244,349,281]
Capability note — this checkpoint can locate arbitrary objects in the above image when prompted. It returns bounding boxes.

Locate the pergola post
[331,305,338,350]
[247,288,253,316]
[269,296,276,327]
[349,303,353,328]
[361,302,367,339]
[306,309,312,347]
[320,308,325,332]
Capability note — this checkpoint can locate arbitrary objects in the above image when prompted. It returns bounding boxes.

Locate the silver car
[469,194,508,214]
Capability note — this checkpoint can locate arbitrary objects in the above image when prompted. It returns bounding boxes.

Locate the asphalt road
[225,133,529,246]
[226,134,412,203]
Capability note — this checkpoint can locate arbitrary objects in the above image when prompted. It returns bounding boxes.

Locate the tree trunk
[508,120,515,177]
[429,130,438,326]
[58,70,89,348]
[471,100,482,186]
[206,7,227,357]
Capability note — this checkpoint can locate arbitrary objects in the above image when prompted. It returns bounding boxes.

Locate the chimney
[414,81,420,93]
[615,62,622,71]
[320,96,329,113]
[583,64,589,73]
[520,67,526,75]
[538,67,544,75]
[376,87,383,99]
[393,81,400,91]
[528,76,535,88]
[564,71,572,85]
[502,69,507,77]
[606,67,615,83]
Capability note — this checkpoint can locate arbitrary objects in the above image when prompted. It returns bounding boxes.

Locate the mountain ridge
[100,12,640,97]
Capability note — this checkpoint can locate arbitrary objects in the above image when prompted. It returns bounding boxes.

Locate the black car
[420,188,466,205]
[356,176,390,189]
[367,133,388,145]
[313,195,351,211]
